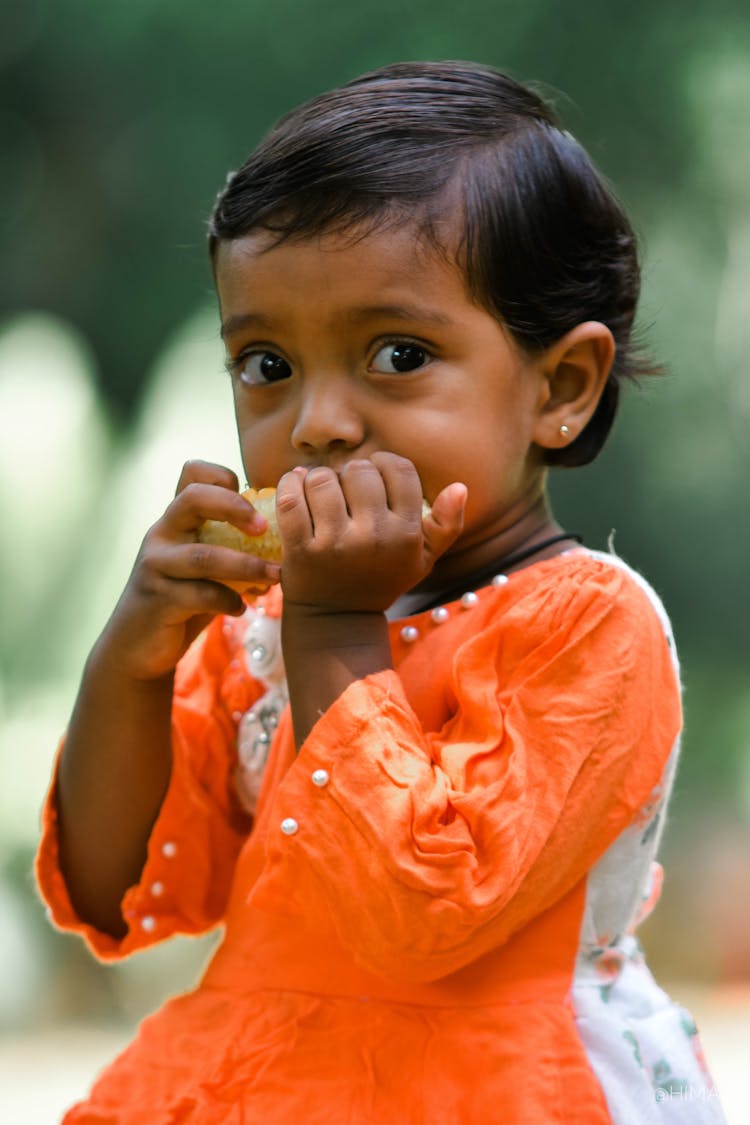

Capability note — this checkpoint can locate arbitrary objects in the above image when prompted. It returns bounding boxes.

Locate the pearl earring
[559,424,570,438]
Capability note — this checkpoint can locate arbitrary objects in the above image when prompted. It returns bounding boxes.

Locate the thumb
[423,482,468,559]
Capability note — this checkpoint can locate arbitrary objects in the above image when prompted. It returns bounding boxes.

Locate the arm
[54,460,279,937]
[276,455,466,748]
[57,654,174,937]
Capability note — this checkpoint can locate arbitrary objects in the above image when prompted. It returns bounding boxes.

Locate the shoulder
[551,548,678,666]
[447,549,679,689]
[504,548,674,633]
[574,548,675,638]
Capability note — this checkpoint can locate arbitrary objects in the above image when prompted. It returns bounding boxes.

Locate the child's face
[215,223,550,555]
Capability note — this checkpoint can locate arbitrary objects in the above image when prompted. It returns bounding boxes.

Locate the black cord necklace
[411,531,583,615]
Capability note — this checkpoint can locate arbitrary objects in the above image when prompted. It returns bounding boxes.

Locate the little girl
[37,61,726,1123]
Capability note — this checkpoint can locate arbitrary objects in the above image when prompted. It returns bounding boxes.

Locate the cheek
[234,410,287,481]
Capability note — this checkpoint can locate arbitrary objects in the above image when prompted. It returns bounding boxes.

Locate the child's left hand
[275,452,466,613]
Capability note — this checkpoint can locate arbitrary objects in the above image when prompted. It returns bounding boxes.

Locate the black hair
[209,61,658,467]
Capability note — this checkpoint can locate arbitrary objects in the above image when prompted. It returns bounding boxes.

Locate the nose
[290,373,366,458]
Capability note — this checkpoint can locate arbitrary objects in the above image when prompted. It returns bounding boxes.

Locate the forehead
[214,222,471,318]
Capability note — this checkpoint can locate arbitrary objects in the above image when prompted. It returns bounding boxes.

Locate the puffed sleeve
[250,557,682,982]
[35,613,260,960]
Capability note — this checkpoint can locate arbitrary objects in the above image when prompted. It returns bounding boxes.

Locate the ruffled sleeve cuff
[35,733,248,961]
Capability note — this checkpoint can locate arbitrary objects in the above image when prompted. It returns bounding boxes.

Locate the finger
[369,451,422,523]
[154,576,247,621]
[338,459,388,521]
[275,467,314,550]
[167,482,267,537]
[302,466,349,539]
[423,482,468,558]
[175,459,240,496]
[160,541,280,589]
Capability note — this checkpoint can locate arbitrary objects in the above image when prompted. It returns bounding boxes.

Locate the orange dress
[36,551,724,1123]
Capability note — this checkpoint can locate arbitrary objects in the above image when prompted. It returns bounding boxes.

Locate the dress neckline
[388,533,583,621]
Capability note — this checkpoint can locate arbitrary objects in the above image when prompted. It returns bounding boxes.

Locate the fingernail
[243,511,267,531]
[264,563,281,581]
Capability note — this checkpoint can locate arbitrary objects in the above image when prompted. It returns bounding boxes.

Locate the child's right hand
[101,460,280,682]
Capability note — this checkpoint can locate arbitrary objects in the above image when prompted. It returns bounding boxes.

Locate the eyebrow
[220,303,456,339]
[220,311,275,339]
[344,303,456,328]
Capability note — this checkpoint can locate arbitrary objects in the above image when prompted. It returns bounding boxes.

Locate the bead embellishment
[492,573,509,586]
[235,606,288,818]
[311,768,330,787]
[460,591,479,608]
[161,841,177,858]
[400,625,419,643]
[140,915,157,932]
[431,606,450,624]
[280,817,299,835]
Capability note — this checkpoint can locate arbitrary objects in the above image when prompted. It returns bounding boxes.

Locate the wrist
[88,631,176,694]
[281,604,389,653]
[281,605,393,749]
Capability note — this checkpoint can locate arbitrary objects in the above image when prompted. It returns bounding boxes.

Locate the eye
[370,342,430,374]
[232,350,292,385]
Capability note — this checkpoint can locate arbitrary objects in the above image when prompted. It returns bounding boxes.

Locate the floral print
[574,935,726,1122]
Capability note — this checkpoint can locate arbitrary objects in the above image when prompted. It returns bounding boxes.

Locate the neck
[388,491,572,619]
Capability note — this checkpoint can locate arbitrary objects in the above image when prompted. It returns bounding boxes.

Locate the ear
[531,322,615,452]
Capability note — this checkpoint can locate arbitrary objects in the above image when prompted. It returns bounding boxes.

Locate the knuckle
[276,489,300,514]
[189,544,214,573]
[341,458,374,475]
[196,582,226,610]
[176,459,202,491]
[400,519,423,543]
[306,466,336,488]
[131,568,167,604]
[374,449,408,469]
[177,460,237,493]
[179,481,208,514]
[392,455,417,480]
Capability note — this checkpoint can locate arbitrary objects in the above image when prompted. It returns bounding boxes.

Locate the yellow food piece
[198,487,284,563]
[198,487,432,565]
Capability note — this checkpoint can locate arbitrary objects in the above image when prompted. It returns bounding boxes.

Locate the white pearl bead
[460,591,479,608]
[280,817,299,836]
[431,606,449,624]
[140,915,157,932]
[161,841,177,858]
[150,881,165,897]
[312,768,330,787]
[400,625,419,643]
[492,573,509,586]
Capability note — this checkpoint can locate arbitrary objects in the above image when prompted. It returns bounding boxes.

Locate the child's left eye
[370,342,430,374]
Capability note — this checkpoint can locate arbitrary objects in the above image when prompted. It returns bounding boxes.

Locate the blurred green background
[1,0,749,1113]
